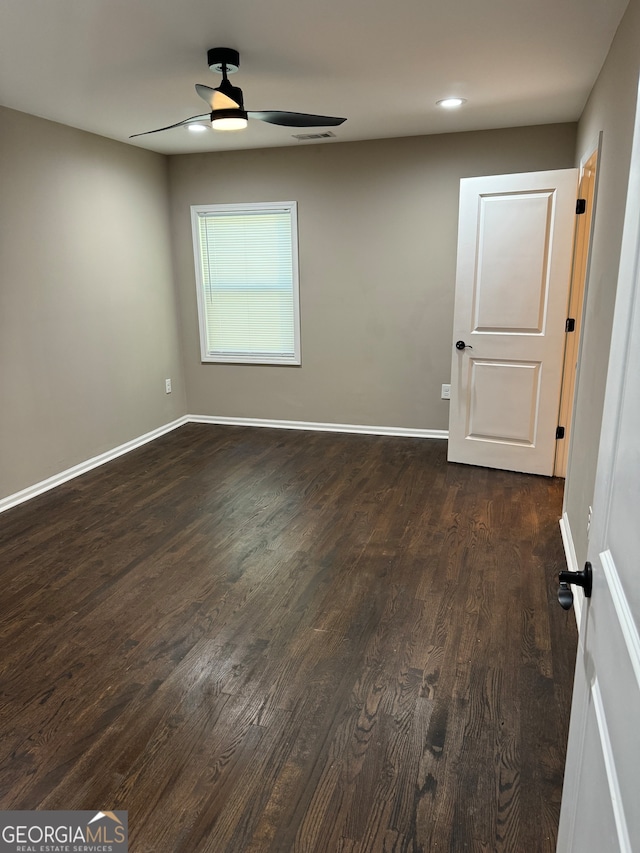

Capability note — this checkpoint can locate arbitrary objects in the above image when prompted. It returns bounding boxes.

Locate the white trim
[0,415,447,514]
[0,416,189,514]
[600,549,640,692]
[187,415,448,440]
[591,677,632,853]
[559,511,583,631]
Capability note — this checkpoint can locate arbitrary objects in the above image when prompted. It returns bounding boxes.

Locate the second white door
[448,169,578,476]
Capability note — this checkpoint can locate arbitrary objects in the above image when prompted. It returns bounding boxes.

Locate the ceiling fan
[130,47,347,138]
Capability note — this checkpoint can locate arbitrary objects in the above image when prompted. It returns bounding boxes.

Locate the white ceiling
[0,0,629,155]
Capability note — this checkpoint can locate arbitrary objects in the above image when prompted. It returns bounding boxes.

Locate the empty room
[1,1,639,851]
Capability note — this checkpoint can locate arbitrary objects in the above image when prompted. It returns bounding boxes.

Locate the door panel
[571,696,622,853]
[467,359,540,444]
[557,81,640,852]
[474,191,554,332]
[559,551,640,851]
[449,169,578,476]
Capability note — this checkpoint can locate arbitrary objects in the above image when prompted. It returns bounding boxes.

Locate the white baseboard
[188,414,448,441]
[559,510,583,631]
[0,415,447,514]
[0,416,189,514]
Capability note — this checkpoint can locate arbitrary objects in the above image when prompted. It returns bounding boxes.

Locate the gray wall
[169,124,576,429]
[564,0,640,565]
[0,107,187,501]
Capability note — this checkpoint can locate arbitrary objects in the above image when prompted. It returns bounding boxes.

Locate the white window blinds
[191,202,300,365]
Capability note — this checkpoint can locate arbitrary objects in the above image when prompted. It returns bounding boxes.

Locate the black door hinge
[576,198,587,215]
[565,318,576,332]
[556,426,565,440]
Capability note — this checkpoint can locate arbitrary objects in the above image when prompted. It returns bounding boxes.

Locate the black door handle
[557,561,593,610]
[558,583,574,610]
[455,340,473,350]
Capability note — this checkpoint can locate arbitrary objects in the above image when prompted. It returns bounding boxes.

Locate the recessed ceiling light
[187,124,209,133]
[436,97,467,109]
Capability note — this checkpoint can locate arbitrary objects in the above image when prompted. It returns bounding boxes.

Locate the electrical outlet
[165,378,172,394]
[441,384,451,400]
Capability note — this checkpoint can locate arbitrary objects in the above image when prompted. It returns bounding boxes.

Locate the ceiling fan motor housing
[208,47,240,74]
[218,78,245,109]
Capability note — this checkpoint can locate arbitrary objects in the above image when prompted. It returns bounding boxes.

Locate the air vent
[292,131,336,141]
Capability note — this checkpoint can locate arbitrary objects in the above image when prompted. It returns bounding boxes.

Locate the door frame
[554,135,602,477]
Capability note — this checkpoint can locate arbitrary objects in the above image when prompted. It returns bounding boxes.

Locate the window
[191,201,300,365]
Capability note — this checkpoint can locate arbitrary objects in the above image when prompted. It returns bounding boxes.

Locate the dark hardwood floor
[0,425,577,852]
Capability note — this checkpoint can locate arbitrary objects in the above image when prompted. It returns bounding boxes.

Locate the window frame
[190,201,301,366]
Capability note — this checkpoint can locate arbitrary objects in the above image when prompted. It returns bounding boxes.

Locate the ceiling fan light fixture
[436,97,467,109]
[131,48,347,139]
[211,108,248,131]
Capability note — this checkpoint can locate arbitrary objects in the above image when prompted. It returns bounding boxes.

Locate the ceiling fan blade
[196,83,241,110]
[248,111,346,128]
[129,114,210,138]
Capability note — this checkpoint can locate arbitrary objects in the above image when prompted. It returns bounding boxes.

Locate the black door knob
[557,561,593,610]
[558,583,574,610]
[455,340,472,350]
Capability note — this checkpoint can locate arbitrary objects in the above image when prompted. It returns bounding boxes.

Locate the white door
[556,84,640,852]
[448,169,578,475]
